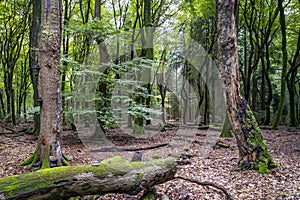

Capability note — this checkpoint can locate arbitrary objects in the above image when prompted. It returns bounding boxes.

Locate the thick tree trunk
[216,0,277,173]
[22,0,66,168]
[38,0,64,168]
[1,157,176,200]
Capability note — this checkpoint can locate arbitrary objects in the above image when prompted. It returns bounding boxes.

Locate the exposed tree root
[21,139,69,169]
[175,175,233,200]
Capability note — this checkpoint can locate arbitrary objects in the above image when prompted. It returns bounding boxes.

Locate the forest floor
[0,122,299,200]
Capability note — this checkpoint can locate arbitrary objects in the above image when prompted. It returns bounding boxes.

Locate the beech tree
[22,0,67,168]
[30,0,41,135]
[216,0,277,173]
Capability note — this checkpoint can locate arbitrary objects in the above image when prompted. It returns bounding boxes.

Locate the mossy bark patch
[82,183,91,191]
[238,104,278,173]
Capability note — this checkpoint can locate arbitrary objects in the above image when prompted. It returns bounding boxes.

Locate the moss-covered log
[0,156,176,200]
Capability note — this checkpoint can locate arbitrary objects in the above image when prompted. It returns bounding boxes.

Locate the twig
[175,175,234,200]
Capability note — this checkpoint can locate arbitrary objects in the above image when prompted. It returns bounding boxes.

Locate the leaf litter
[0,123,299,200]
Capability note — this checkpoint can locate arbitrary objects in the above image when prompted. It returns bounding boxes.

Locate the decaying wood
[0,156,176,200]
[216,0,277,173]
[91,143,168,152]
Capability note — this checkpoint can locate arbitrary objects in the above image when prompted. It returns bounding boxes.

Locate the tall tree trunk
[272,0,288,130]
[216,0,277,173]
[94,0,112,131]
[220,113,233,138]
[144,0,153,125]
[11,84,16,125]
[261,52,266,111]
[286,31,300,127]
[61,0,70,126]
[30,0,41,135]
[0,90,5,118]
[264,42,273,125]
[22,0,67,169]
[204,84,210,125]
[39,0,64,168]
[251,76,257,112]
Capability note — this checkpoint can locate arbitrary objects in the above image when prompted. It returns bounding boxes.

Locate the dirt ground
[0,122,299,200]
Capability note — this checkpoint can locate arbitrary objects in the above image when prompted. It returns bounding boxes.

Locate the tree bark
[272,0,288,130]
[22,0,66,168]
[29,0,41,135]
[264,42,273,125]
[39,0,64,168]
[144,0,153,125]
[216,0,277,173]
[0,157,176,200]
[220,113,233,138]
[286,31,300,127]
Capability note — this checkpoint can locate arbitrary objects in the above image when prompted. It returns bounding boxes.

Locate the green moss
[137,173,143,181]
[242,106,278,174]
[255,159,270,174]
[82,183,91,191]
[98,185,105,192]
[62,158,70,166]
[140,187,156,200]
[0,159,112,197]
[152,154,162,159]
[183,147,189,152]
[152,159,176,169]
[168,153,181,158]
[21,141,41,167]
[140,192,155,200]
[0,156,176,198]
[20,148,37,166]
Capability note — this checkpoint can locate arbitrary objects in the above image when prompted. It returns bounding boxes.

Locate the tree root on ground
[175,175,233,200]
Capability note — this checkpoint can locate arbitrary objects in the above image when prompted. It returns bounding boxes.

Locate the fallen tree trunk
[0,156,176,200]
[90,143,168,152]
